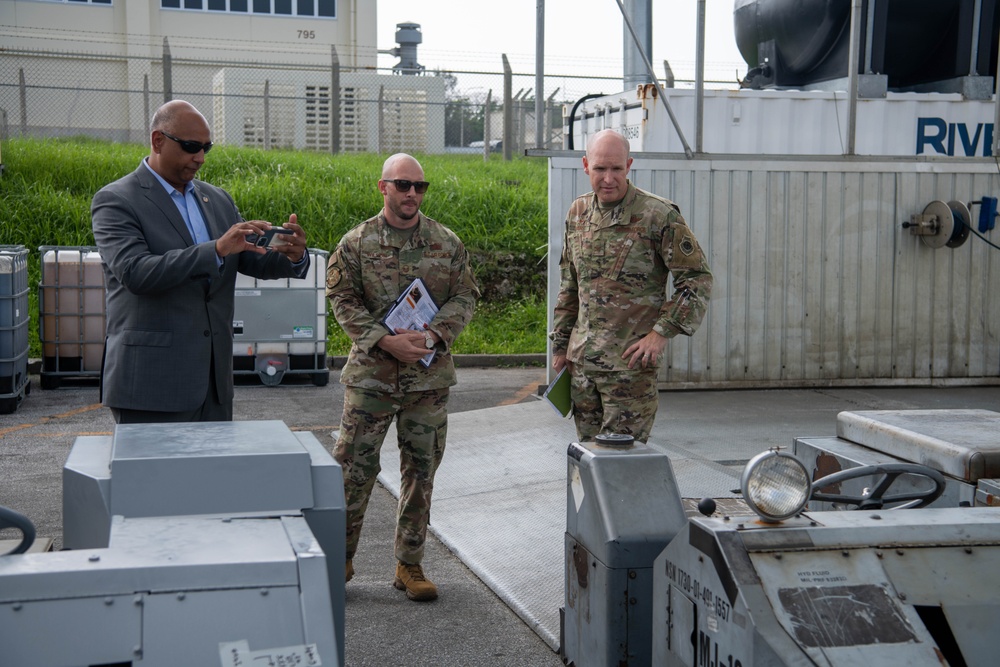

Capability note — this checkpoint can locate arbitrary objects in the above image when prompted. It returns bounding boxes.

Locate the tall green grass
[0,137,550,359]
[325,294,547,356]
[2,138,548,255]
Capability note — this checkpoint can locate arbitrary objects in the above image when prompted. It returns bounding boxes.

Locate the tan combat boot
[393,561,438,601]
[345,559,354,582]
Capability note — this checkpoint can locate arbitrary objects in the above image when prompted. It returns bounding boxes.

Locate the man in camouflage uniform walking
[551,129,712,443]
[326,153,479,601]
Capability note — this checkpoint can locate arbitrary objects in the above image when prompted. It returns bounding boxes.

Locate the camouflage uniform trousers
[569,367,659,443]
[335,385,449,564]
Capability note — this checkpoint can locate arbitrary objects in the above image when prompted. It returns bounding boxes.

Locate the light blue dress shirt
[143,158,212,244]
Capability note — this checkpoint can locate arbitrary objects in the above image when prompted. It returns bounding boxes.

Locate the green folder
[543,368,572,418]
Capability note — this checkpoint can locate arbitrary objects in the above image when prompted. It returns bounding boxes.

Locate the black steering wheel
[811,463,946,510]
[0,505,36,555]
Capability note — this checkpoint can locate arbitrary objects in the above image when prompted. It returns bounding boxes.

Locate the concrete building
[0,0,375,65]
[0,0,445,152]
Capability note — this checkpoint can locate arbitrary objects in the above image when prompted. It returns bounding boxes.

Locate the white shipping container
[569,86,997,158]
[545,153,1000,389]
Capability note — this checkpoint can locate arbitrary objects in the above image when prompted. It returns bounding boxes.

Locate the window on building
[51,0,113,5]
[160,0,335,17]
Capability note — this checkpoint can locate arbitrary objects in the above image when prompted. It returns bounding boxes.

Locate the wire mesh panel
[0,245,30,413]
[233,248,329,387]
[37,246,107,389]
[1,45,574,152]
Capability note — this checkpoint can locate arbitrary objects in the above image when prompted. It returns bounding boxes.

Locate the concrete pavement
[2,364,999,666]
[0,363,562,667]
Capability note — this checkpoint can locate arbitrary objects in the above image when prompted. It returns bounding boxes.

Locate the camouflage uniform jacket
[551,182,712,371]
[326,210,479,393]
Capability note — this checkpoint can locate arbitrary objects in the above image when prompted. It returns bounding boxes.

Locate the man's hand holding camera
[216,213,306,262]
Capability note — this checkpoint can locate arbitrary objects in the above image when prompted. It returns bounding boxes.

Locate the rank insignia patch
[679,236,696,256]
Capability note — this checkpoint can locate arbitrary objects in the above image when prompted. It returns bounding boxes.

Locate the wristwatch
[423,331,435,349]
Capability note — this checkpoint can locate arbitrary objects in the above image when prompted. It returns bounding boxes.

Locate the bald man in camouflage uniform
[327,153,479,601]
[551,129,712,443]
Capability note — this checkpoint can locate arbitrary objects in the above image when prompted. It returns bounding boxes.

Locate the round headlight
[741,451,811,522]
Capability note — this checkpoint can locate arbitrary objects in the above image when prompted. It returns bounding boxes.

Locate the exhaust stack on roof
[392,22,425,75]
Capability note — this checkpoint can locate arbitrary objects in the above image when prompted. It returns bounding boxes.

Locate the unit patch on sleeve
[326,266,342,290]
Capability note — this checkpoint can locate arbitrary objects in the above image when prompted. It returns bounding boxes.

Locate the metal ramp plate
[837,409,1000,482]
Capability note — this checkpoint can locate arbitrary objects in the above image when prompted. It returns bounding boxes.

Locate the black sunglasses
[160,130,213,155]
[386,179,430,194]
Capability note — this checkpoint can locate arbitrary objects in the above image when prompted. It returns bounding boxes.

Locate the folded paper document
[381,278,439,368]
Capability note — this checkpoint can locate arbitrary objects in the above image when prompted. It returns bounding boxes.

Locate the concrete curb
[328,353,546,370]
[28,354,547,374]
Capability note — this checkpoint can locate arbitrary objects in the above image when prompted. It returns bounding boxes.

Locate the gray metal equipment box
[562,437,687,667]
[0,513,339,667]
[233,248,329,386]
[0,245,29,413]
[62,419,346,666]
[795,409,1000,509]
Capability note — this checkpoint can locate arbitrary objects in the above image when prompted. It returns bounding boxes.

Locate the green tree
[445,99,484,147]
[433,69,486,147]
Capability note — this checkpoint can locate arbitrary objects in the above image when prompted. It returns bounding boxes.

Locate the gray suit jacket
[92,162,308,412]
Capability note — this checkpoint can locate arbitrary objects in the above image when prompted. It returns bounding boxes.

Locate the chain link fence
[0,43,638,156]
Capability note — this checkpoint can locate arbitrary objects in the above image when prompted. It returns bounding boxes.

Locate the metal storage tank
[233,248,330,387]
[0,245,30,413]
[38,246,107,389]
[735,0,999,94]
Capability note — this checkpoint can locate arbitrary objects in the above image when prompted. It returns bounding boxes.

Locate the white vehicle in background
[467,139,502,152]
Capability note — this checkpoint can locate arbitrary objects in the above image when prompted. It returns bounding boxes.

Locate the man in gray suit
[92,99,310,423]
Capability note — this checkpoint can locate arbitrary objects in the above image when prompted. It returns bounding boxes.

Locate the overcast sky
[374,0,749,95]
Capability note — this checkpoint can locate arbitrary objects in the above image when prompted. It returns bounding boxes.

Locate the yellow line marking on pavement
[0,423,37,437]
[0,403,106,438]
[55,404,106,419]
[499,371,548,406]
